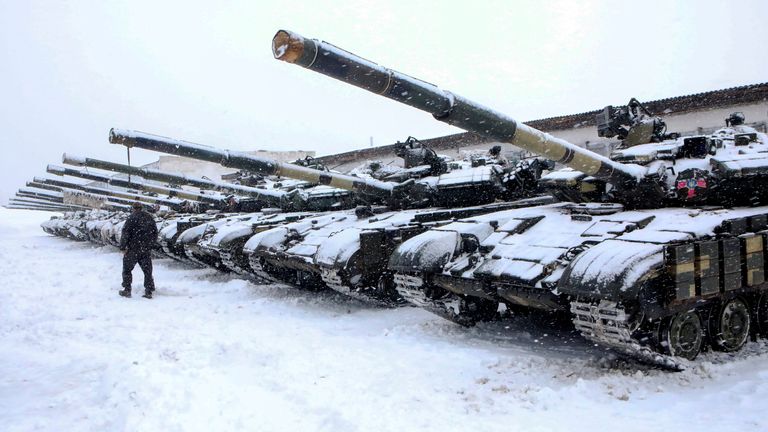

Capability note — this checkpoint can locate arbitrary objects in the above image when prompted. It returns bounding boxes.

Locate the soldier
[118,201,158,299]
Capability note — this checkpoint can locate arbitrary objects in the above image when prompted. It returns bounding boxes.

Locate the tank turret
[595,98,677,146]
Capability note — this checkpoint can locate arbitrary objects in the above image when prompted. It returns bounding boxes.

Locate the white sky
[1,0,767,203]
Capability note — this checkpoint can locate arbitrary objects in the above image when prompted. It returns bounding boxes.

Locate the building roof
[316,82,768,166]
[526,82,768,131]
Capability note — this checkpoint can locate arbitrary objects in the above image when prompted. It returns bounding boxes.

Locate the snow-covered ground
[2,208,767,432]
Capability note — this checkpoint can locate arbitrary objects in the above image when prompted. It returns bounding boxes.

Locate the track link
[570,299,684,371]
[320,268,399,307]
[394,273,480,326]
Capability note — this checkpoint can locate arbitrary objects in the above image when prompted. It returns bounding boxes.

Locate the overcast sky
[2,0,767,204]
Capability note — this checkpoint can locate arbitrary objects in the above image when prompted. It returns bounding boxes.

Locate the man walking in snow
[119,201,158,299]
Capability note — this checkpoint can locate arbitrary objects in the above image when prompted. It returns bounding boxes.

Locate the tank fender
[242,226,290,254]
[559,239,664,301]
[388,230,460,273]
[315,227,363,268]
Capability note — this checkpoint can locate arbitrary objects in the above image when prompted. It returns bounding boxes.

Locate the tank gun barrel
[13,196,77,207]
[14,191,93,210]
[25,179,184,211]
[46,164,228,207]
[10,197,64,207]
[272,30,644,186]
[9,197,88,211]
[18,187,64,201]
[9,202,64,210]
[7,201,71,212]
[26,181,63,194]
[16,188,95,208]
[60,154,286,206]
[108,128,394,199]
[11,199,92,212]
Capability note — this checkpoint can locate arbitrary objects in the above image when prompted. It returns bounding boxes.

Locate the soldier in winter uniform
[119,201,158,298]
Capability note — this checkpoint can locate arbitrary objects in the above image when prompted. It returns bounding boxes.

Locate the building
[142,150,316,180]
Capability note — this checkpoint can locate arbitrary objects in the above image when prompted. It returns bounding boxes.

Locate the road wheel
[664,311,704,360]
[710,298,751,352]
[375,272,402,303]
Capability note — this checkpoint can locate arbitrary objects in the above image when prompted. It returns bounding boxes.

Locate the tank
[16,187,123,231]
[108,129,549,303]
[23,177,179,246]
[30,165,292,264]
[39,210,89,241]
[15,190,106,240]
[272,30,768,367]
[55,155,362,270]
[23,182,154,243]
[59,152,387,273]
[175,210,313,274]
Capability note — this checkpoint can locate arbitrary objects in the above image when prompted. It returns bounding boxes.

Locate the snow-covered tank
[273,29,768,367]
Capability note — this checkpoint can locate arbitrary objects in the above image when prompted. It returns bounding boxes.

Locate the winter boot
[142,290,153,299]
[119,288,132,298]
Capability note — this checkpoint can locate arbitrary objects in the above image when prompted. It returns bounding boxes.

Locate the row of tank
[11,29,768,369]
[35,133,552,302]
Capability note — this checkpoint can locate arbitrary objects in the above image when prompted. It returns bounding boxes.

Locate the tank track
[248,253,281,283]
[160,240,174,257]
[160,239,201,266]
[216,249,277,284]
[570,299,684,371]
[183,244,213,269]
[320,268,399,307]
[394,273,481,327]
[218,249,247,275]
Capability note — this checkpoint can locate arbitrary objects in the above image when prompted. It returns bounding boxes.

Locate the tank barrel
[17,190,82,209]
[12,196,78,207]
[9,197,85,211]
[9,201,63,210]
[18,187,64,200]
[26,179,184,211]
[26,181,63,194]
[108,128,394,198]
[60,154,286,205]
[7,201,70,211]
[46,164,228,207]
[15,190,118,211]
[272,30,644,185]
[11,199,89,211]
[10,197,61,207]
